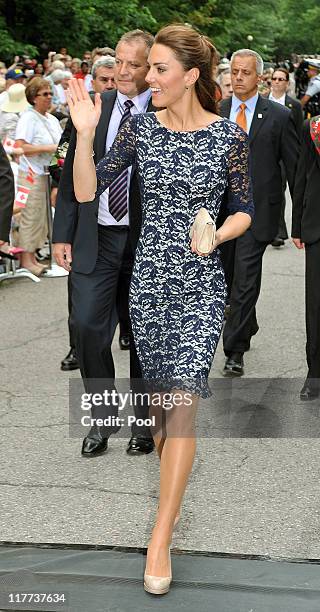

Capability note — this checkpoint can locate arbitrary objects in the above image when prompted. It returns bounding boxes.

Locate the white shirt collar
[117,89,151,113]
[269,92,286,105]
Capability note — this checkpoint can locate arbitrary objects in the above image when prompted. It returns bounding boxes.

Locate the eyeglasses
[35,91,52,97]
[271,77,287,82]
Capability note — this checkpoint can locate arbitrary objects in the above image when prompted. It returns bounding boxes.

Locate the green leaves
[275,0,320,56]
[0,0,155,59]
[0,0,319,62]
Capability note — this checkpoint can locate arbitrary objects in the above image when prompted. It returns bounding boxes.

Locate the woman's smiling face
[146,43,196,108]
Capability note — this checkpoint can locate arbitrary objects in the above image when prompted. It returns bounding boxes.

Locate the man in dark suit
[53,30,155,457]
[268,67,303,247]
[0,143,14,246]
[292,117,320,400]
[220,49,300,376]
[54,56,129,372]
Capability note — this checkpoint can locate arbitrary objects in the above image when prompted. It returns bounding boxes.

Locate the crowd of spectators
[0,46,117,276]
[0,43,320,278]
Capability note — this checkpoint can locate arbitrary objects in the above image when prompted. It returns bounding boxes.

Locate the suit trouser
[68,240,133,349]
[223,229,269,356]
[305,240,320,382]
[67,274,75,350]
[277,163,289,240]
[116,236,134,338]
[70,224,151,438]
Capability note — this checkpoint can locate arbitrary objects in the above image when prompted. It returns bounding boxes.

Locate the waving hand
[66,78,102,135]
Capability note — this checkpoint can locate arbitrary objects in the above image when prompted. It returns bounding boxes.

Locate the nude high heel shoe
[144,548,172,595]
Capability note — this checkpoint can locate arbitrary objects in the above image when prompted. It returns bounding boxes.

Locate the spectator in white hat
[0,83,29,144]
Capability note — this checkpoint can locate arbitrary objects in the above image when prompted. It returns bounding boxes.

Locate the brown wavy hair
[25,77,51,105]
[154,24,219,113]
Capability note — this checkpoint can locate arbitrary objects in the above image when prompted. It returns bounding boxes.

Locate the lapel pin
[258,113,263,119]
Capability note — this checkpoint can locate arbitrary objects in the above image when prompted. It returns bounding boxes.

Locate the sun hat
[2,83,29,113]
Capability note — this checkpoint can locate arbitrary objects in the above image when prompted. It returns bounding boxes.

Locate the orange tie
[236,103,247,132]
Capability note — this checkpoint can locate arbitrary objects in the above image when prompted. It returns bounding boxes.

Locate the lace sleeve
[95,115,137,198]
[227,127,254,219]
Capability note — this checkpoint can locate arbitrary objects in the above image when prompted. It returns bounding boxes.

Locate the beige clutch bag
[189,207,216,254]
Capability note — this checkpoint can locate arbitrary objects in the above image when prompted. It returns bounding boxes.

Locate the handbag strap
[29,108,57,144]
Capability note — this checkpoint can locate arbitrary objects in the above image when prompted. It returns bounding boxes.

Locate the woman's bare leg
[149,394,181,524]
[149,393,166,459]
[145,391,198,577]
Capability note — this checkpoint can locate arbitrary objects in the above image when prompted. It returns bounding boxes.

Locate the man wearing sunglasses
[269,68,303,138]
[269,67,303,247]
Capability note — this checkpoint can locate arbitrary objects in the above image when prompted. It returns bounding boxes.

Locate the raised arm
[66,79,102,202]
[67,79,137,203]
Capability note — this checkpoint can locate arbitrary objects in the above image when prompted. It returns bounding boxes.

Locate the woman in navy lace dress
[68,24,254,595]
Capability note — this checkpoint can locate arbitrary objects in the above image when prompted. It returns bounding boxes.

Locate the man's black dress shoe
[300,381,319,401]
[271,237,285,248]
[126,436,155,455]
[81,433,109,457]
[119,334,130,350]
[61,348,80,371]
[223,353,244,377]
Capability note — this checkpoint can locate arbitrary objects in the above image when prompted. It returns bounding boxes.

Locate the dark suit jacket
[220,95,300,241]
[292,119,320,244]
[0,143,14,243]
[52,90,153,274]
[285,94,303,140]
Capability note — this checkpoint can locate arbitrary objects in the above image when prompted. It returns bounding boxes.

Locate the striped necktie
[236,103,247,132]
[108,99,134,221]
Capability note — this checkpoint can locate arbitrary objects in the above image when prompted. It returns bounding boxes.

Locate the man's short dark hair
[274,67,289,81]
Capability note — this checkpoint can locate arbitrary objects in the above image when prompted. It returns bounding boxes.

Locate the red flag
[14,185,30,208]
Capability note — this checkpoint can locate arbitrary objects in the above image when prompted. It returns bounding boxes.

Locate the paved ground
[1,198,320,560]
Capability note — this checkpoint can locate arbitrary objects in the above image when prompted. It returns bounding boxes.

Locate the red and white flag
[26,165,36,184]
[21,155,37,184]
[14,185,30,209]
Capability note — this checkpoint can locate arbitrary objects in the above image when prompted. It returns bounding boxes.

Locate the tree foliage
[0,0,319,62]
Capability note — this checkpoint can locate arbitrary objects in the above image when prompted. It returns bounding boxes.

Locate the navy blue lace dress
[95,113,254,397]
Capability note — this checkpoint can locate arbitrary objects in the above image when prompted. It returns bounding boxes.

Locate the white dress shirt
[229,93,259,134]
[269,92,286,106]
[98,88,151,226]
